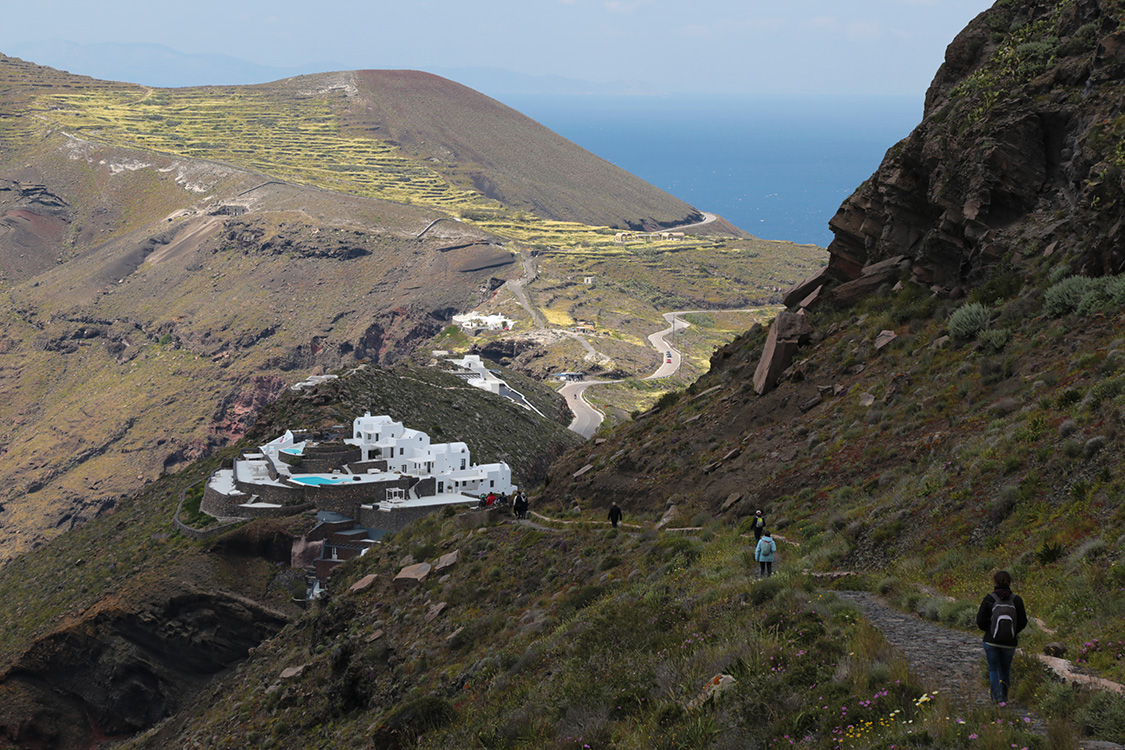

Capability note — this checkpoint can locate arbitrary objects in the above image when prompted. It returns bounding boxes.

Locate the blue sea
[499,94,923,248]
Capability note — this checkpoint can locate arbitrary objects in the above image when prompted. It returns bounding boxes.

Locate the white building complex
[452,311,513,331]
[203,413,514,528]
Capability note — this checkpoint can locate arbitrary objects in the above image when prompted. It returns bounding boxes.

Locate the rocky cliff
[789,0,1125,307]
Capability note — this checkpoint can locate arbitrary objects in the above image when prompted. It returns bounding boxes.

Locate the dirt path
[835,591,1125,749]
[835,591,986,699]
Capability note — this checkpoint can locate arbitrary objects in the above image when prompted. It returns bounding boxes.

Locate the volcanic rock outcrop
[787,0,1125,309]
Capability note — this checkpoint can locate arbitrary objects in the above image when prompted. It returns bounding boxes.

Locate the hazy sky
[2,0,997,95]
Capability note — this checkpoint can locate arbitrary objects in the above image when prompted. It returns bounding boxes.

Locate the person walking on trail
[608,502,623,528]
[754,530,776,577]
[752,510,766,541]
[975,570,1028,704]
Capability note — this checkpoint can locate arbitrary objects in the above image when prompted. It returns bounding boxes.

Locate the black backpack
[989,592,1018,642]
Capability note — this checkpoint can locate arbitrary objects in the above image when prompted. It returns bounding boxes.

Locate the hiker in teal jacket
[754,531,777,577]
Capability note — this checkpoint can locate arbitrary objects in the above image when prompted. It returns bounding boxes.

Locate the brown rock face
[0,589,289,748]
[752,312,814,395]
[808,0,1125,306]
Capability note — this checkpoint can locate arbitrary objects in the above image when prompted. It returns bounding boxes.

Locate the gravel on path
[834,591,1125,750]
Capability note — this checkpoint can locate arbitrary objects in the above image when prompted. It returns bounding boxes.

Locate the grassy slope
[116,516,1104,750]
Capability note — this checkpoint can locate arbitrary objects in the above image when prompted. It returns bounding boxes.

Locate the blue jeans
[983,642,1015,702]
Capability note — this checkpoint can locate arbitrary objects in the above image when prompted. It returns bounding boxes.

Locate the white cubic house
[203,413,515,529]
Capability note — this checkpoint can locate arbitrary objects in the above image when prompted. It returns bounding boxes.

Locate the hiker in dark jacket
[752,510,766,541]
[608,502,623,528]
[975,570,1028,703]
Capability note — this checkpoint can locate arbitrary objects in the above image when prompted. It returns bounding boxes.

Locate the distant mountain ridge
[5,40,660,96]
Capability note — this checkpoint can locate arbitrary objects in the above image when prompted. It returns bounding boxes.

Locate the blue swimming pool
[290,476,348,486]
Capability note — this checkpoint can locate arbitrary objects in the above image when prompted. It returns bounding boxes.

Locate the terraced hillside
[3,58,698,230]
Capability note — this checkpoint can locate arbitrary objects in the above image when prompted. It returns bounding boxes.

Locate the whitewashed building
[452,312,513,331]
[204,414,514,527]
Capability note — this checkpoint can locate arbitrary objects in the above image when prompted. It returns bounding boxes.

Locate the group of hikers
[477,490,530,518]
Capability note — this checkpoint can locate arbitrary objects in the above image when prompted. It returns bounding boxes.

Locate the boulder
[435,549,460,572]
[656,505,680,530]
[800,394,823,412]
[831,257,910,305]
[753,312,814,395]
[721,493,742,512]
[280,665,306,680]
[686,674,737,710]
[874,330,898,350]
[783,266,840,309]
[1044,641,1067,658]
[349,574,377,593]
[393,562,432,590]
[424,601,447,623]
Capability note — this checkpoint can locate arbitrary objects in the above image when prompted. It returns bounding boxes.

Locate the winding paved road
[560,312,692,438]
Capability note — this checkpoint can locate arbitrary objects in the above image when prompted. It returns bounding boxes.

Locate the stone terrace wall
[238,502,313,519]
[360,504,441,533]
[350,459,389,473]
[293,445,361,474]
[308,477,414,517]
[175,483,246,539]
[233,480,301,506]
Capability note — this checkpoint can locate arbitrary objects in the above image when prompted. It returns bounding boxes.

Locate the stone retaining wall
[237,502,313,519]
[309,477,415,517]
[454,506,511,530]
[233,480,300,506]
[201,483,245,518]
[359,503,445,533]
[173,482,247,540]
[349,459,389,473]
[293,445,361,474]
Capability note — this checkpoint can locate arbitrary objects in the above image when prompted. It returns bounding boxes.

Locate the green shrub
[648,535,702,564]
[1036,541,1065,564]
[1036,681,1079,719]
[919,597,943,621]
[937,599,977,628]
[653,390,682,410]
[558,584,606,616]
[750,576,784,605]
[1083,690,1125,742]
[1057,388,1084,408]
[1090,377,1125,406]
[1045,275,1098,317]
[970,268,1024,304]
[371,695,457,746]
[948,302,991,340]
[977,327,1012,352]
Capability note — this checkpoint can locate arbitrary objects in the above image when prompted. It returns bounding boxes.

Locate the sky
[1,0,998,95]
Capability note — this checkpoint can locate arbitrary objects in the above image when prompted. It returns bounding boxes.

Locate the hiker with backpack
[752,510,766,541]
[754,530,777,577]
[975,570,1028,703]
